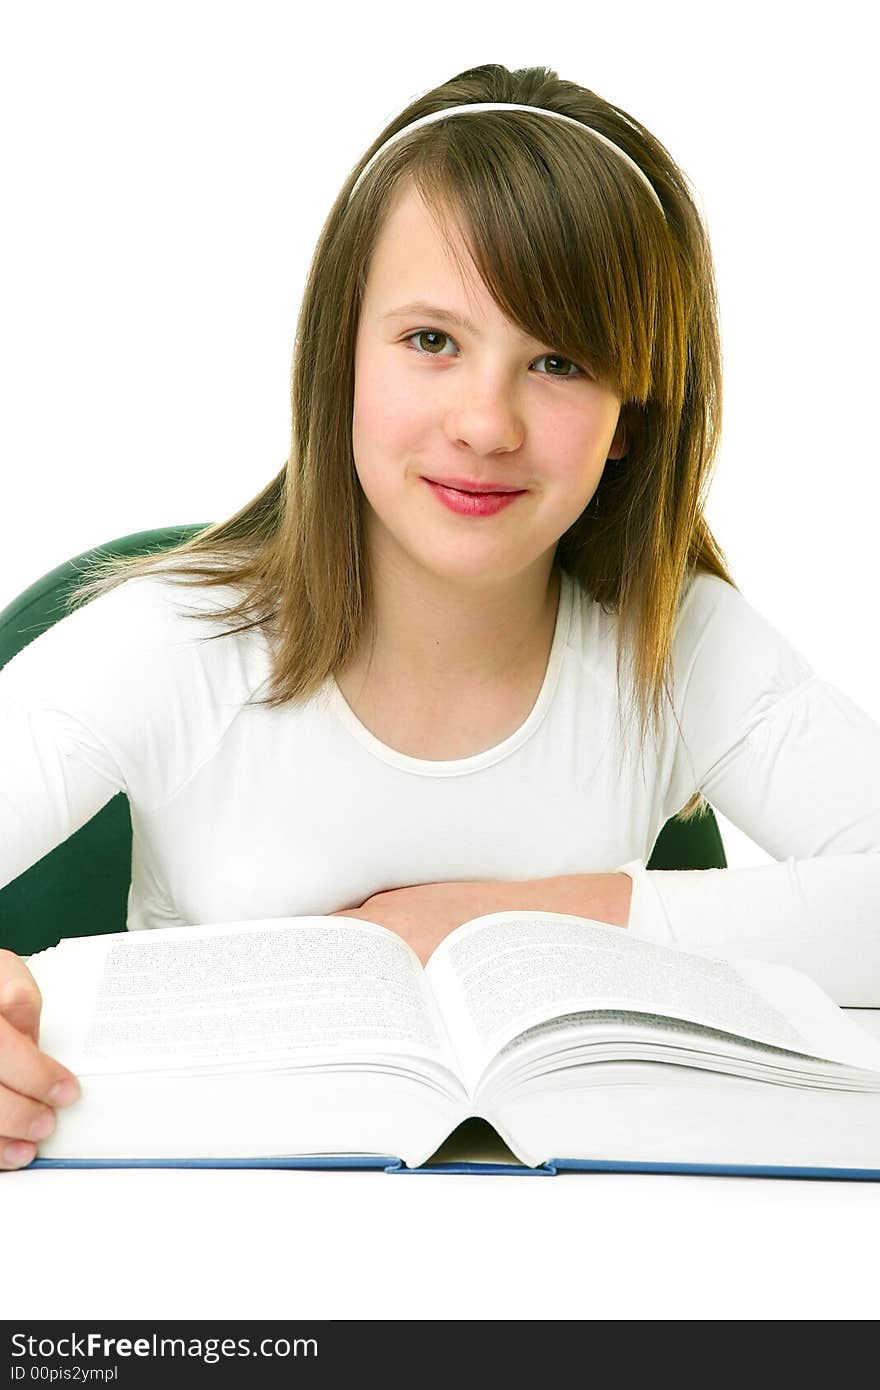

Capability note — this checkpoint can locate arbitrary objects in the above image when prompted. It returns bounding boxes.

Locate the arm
[493,870,633,928]
[0,697,127,892]
[0,573,222,892]
[332,871,633,966]
[616,575,880,1006]
[0,581,149,893]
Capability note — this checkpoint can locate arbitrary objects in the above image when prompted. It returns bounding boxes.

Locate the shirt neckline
[327,569,574,777]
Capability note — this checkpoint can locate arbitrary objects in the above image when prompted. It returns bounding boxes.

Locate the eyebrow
[381,301,532,343]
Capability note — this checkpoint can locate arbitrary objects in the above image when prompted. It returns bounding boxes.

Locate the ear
[607,415,628,460]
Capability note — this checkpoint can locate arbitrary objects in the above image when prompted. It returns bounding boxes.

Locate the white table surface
[3,1010,880,1323]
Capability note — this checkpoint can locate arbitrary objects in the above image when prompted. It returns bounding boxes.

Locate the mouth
[421,476,526,496]
[421,477,526,517]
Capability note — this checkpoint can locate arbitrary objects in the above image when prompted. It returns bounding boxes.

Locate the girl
[1,64,878,1170]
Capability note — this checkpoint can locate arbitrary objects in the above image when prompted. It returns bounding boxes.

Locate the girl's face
[352,180,627,590]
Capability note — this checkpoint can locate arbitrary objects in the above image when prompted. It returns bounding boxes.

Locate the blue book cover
[23,1156,880,1180]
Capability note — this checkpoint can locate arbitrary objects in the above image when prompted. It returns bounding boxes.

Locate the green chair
[0,528,727,956]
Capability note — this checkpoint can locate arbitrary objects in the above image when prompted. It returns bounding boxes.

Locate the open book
[24,910,880,1178]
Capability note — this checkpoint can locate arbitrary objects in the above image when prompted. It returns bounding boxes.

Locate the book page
[424,911,880,1095]
[29,916,463,1085]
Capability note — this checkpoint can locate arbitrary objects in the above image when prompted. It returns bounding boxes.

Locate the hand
[331,880,514,967]
[0,949,82,1171]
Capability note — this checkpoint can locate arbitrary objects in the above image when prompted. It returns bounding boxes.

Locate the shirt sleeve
[0,695,128,892]
[0,573,241,894]
[616,574,880,1006]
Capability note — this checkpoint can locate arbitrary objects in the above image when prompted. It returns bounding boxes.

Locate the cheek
[352,371,418,509]
[537,418,610,502]
[352,356,386,448]
[353,353,426,454]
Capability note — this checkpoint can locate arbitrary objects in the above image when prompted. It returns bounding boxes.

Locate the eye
[402,329,589,380]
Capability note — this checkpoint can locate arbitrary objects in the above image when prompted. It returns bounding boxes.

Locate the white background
[1,0,878,1321]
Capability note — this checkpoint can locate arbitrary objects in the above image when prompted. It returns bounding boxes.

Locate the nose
[444,372,525,457]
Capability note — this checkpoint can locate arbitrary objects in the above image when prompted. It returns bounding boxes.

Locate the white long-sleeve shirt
[2,566,878,1003]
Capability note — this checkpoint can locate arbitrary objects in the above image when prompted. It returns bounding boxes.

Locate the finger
[0,1139,38,1171]
[0,1012,79,1170]
[0,950,43,1046]
[0,1097,56,1167]
[0,1011,80,1108]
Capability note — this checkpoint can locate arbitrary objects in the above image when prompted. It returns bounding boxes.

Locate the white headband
[346,101,664,218]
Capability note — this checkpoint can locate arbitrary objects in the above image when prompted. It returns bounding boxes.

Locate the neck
[352,548,562,691]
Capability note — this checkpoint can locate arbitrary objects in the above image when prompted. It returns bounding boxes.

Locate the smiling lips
[422,475,525,495]
[422,477,525,517]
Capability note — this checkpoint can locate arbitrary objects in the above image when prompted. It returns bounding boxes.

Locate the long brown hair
[67,63,736,822]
